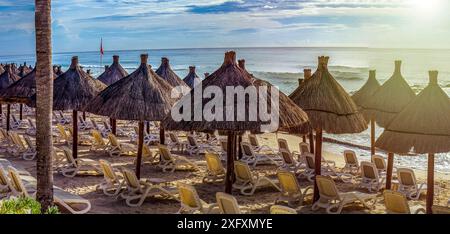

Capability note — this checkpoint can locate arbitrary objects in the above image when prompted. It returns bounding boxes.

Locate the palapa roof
[18,63,32,77]
[163,51,311,134]
[352,70,381,121]
[289,56,367,134]
[376,71,450,154]
[84,54,176,121]
[97,55,129,86]
[0,64,20,91]
[0,64,4,74]
[362,61,415,127]
[30,56,106,110]
[183,66,201,88]
[155,57,188,88]
[53,65,64,76]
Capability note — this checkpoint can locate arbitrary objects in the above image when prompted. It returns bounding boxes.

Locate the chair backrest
[240,142,254,158]
[216,192,241,214]
[299,142,310,155]
[371,155,386,171]
[220,139,227,152]
[57,124,68,139]
[12,114,18,123]
[158,145,173,162]
[304,153,315,170]
[205,153,225,175]
[234,161,253,183]
[270,205,297,214]
[315,175,339,200]
[142,144,152,158]
[360,161,379,180]
[248,134,259,148]
[24,135,34,149]
[169,132,179,144]
[58,111,65,118]
[397,168,417,187]
[102,119,111,130]
[277,170,300,195]
[0,128,7,139]
[344,150,358,165]
[279,149,295,165]
[121,168,140,189]
[92,130,105,145]
[99,159,117,182]
[11,132,26,149]
[277,138,290,152]
[187,135,197,147]
[91,119,99,129]
[108,134,120,147]
[383,190,410,214]
[178,183,202,210]
[62,147,77,166]
[8,166,29,197]
[0,166,10,188]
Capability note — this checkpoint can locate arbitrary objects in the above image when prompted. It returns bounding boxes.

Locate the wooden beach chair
[216,192,248,214]
[107,133,136,157]
[359,161,385,192]
[157,144,199,172]
[312,175,377,214]
[59,146,102,177]
[383,190,425,214]
[240,142,280,167]
[96,159,125,196]
[119,168,178,207]
[232,161,281,196]
[397,168,427,200]
[203,153,226,183]
[343,150,359,174]
[177,183,217,214]
[276,170,313,206]
[270,205,297,214]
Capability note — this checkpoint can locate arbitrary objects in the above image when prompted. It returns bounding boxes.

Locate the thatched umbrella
[155,57,187,88]
[30,56,106,159]
[163,51,311,193]
[289,56,367,201]
[53,65,63,76]
[0,64,4,74]
[376,71,450,213]
[18,63,32,77]
[85,54,176,178]
[352,70,381,156]
[362,61,415,189]
[183,66,201,88]
[0,64,21,131]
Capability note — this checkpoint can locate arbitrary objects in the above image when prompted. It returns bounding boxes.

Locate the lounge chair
[22,135,36,161]
[135,144,158,164]
[59,146,102,177]
[232,161,281,196]
[0,167,12,196]
[8,166,91,214]
[91,119,110,137]
[278,138,300,157]
[216,192,248,214]
[371,154,396,176]
[302,153,354,184]
[25,118,36,136]
[278,149,302,173]
[6,132,27,156]
[218,139,228,160]
[359,161,385,192]
[186,135,212,156]
[240,142,280,167]
[248,134,275,153]
[203,153,226,183]
[432,205,450,214]
[11,115,26,130]
[67,127,90,143]
[312,175,377,214]
[383,190,425,214]
[90,130,110,152]
[177,183,217,214]
[276,170,313,206]
[168,132,186,152]
[78,116,92,131]
[270,205,297,214]
[54,111,71,125]
[120,168,178,207]
[56,124,72,145]
[397,168,427,200]
[103,119,126,136]
[299,142,335,167]
[157,144,199,172]
[343,150,359,174]
[107,133,136,157]
[97,159,125,196]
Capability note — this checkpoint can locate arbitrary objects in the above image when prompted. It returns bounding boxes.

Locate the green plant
[0,197,60,214]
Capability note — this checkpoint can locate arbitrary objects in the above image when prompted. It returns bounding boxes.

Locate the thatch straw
[289,56,367,134]
[163,51,311,134]
[18,64,32,77]
[53,65,63,76]
[352,70,381,121]
[183,66,201,88]
[0,64,20,91]
[0,64,4,74]
[97,55,129,86]
[155,57,188,88]
[362,61,415,127]
[29,56,106,110]
[376,71,450,154]
[84,54,176,121]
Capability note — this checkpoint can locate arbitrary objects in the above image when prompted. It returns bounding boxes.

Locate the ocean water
[2,47,450,173]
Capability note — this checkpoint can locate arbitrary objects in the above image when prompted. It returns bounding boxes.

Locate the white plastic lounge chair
[270,205,297,214]
[168,132,186,152]
[10,115,26,130]
[248,134,275,153]
[91,119,109,137]
[78,116,92,131]
[96,159,125,196]
[132,126,159,145]
[371,154,396,176]
[56,124,72,145]
[312,175,377,214]
[343,150,359,174]
[240,142,280,167]
[298,142,335,167]
[302,153,354,184]
[90,130,110,153]
[186,135,212,156]
[203,153,226,183]
[276,170,313,206]
[22,135,36,160]
[55,111,71,125]
[59,146,102,177]
[359,161,385,192]
[157,145,199,172]
[278,149,302,173]
[120,168,178,207]
[216,192,249,214]
[397,168,427,200]
[177,183,217,214]
[107,133,136,157]
[383,190,425,214]
[25,118,36,136]
[278,138,300,157]
[232,161,281,196]
[103,119,127,136]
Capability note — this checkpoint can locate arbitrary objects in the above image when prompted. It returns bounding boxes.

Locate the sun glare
[410,0,442,14]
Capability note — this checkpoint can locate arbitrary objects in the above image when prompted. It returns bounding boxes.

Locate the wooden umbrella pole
[72,110,78,159]
[135,121,144,179]
[83,112,86,121]
[146,121,150,134]
[370,117,375,156]
[110,118,116,135]
[225,131,236,194]
[313,128,323,202]
[160,127,165,145]
[6,104,10,131]
[426,153,435,214]
[309,130,315,154]
[237,134,243,160]
[302,135,306,143]
[19,104,23,120]
[385,152,394,189]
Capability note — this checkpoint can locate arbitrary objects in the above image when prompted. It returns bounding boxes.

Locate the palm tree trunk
[35,0,54,212]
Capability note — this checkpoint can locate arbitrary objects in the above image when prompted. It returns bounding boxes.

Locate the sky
[0,0,449,55]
